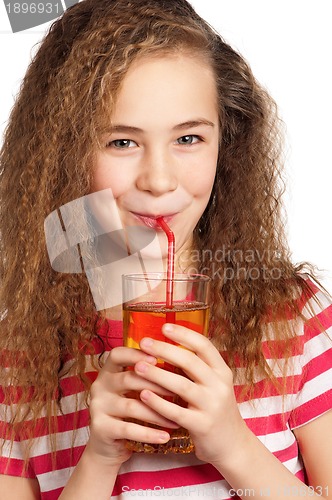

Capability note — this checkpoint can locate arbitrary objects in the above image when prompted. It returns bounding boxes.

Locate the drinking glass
[122,272,210,453]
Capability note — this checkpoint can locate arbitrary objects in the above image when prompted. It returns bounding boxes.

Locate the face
[92,54,219,269]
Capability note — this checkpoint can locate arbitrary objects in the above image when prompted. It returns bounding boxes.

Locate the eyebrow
[107,119,215,134]
[173,119,215,130]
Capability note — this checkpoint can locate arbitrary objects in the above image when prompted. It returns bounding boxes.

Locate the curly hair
[0,0,318,449]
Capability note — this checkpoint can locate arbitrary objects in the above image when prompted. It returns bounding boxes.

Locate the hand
[87,346,179,468]
[134,324,249,467]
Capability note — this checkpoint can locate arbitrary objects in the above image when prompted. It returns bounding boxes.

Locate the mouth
[131,213,176,229]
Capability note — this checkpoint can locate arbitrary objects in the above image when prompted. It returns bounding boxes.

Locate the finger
[134,361,199,404]
[117,419,171,445]
[163,324,224,369]
[140,389,189,429]
[138,337,213,383]
[142,323,225,371]
[102,347,157,374]
[110,396,179,429]
[110,370,176,398]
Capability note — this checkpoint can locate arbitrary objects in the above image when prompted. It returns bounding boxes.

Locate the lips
[132,213,175,229]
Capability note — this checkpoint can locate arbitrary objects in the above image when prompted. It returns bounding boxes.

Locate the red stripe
[289,389,332,428]
[41,487,64,499]
[60,337,105,364]
[304,304,332,339]
[0,385,35,404]
[37,463,307,498]
[0,445,85,478]
[0,371,97,403]
[301,347,332,384]
[295,469,306,481]
[261,335,304,360]
[14,408,90,440]
[0,456,35,478]
[234,374,302,402]
[244,413,289,435]
[263,278,321,323]
[273,440,299,463]
[112,463,223,496]
[59,371,97,397]
[0,336,105,370]
[31,445,85,475]
[297,279,319,311]
[234,341,331,403]
[0,411,86,440]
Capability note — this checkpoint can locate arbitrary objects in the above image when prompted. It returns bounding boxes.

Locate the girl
[0,0,331,498]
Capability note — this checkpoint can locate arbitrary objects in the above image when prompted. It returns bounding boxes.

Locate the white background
[0,0,331,291]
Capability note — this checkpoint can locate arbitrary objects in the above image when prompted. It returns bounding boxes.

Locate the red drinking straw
[156,217,174,306]
[156,217,175,323]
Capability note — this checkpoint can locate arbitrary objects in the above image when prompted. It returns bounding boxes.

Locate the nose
[136,147,178,196]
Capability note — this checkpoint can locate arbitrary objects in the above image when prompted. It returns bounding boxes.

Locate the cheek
[185,159,217,198]
[91,160,130,197]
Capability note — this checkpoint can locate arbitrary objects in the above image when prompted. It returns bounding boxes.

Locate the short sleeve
[0,387,36,478]
[289,284,332,429]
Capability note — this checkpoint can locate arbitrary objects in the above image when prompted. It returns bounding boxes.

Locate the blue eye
[108,139,137,148]
[177,135,200,145]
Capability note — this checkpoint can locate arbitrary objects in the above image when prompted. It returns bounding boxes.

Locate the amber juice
[123,300,209,454]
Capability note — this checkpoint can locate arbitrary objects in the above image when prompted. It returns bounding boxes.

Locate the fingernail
[158,432,170,442]
[163,323,174,333]
[140,389,150,401]
[136,362,148,373]
[144,355,157,364]
[141,338,153,348]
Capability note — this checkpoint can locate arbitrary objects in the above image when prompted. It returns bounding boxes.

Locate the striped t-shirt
[1,280,332,499]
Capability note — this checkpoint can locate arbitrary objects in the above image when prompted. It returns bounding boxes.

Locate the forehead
[110,54,218,127]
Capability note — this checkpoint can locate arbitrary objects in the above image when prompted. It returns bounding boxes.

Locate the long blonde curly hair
[0,0,319,447]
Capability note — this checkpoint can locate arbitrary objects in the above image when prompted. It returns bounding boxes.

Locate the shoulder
[288,275,332,428]
[296,274,332,344]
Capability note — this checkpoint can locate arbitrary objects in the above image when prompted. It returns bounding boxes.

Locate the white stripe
[239,366,332,420]
[120,452,203,474]
[30,426,89,458]
[282,456,304,476]
[0,390,88,423]
[38,466,74,493]
[238,393,295,419]
[234,353,303,386]
[303,290,332,318]
[118,480,233,499]
[235,324,331,394]
[261,318,303,341]
[1,426,90,460]
[258,427,297,453]
[1,440,25,460]
[304,329,332,360]
[293,368,332,407]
